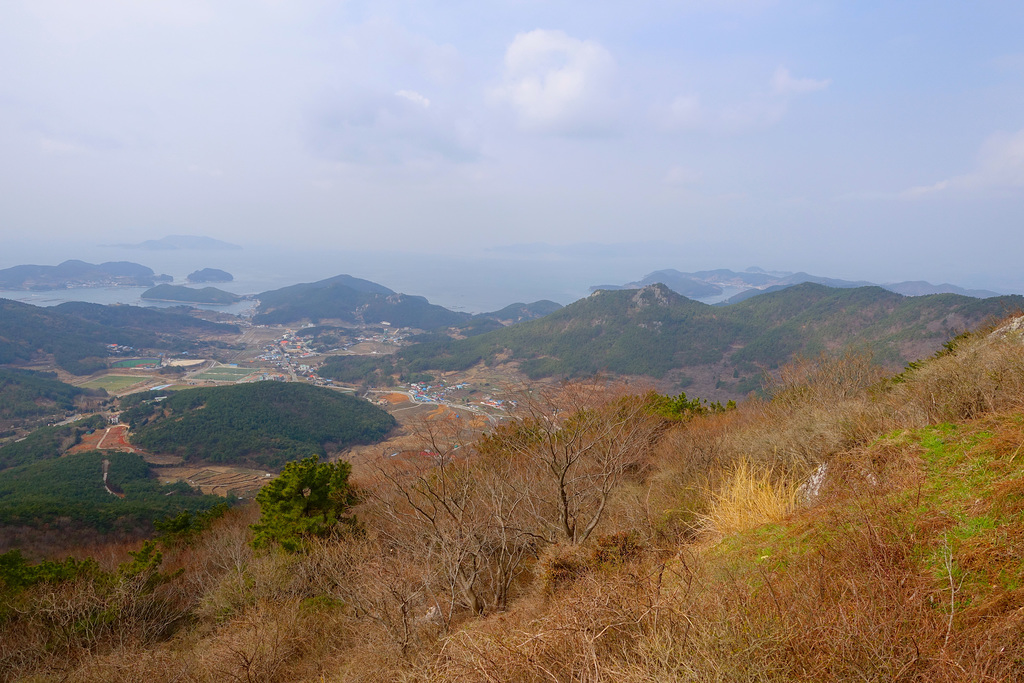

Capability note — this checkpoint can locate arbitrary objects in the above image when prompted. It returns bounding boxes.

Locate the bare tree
[480,381,661,546]
[364,413,536,622]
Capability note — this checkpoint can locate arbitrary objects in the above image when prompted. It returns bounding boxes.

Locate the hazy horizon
[2,2,1023,296]
[1,235,1020,315]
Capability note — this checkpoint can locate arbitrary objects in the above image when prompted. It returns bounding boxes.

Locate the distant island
[0,260,171,290]
[104,235,242,251]
[187,268,233,283]
[141,284,242,305]
[594,267,1001,303]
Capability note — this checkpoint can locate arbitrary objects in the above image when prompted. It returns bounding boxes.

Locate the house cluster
[408,381,469,404]
[276,334,317,358]
[105,343,134,355]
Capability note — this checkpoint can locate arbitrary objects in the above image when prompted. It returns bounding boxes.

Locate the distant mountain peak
[103,235,242,251]
[631,283,675,308]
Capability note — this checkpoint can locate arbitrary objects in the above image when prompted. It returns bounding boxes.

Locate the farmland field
[80,375,146,393]
[156,465,272,498]
[192,366,256,381]
[111,358,160,368]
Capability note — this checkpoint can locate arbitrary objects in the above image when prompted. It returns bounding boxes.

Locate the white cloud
[901,128,1024,198]
[395,90,430,108]
[771,67,830,95]
[491,29,620,135]
[667,95,704,128]
[662,65,829,133]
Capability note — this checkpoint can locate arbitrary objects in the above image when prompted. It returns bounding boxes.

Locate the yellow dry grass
[700,459,799,537]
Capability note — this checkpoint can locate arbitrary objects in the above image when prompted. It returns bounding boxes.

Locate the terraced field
[156,465,272,498]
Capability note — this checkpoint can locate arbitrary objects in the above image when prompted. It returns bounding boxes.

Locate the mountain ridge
[595,267,1002,303]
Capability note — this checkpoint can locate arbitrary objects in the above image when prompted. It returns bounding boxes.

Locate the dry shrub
[646,352,894,546]
[892,330,1024,424]
[737,351,895,474]
[432,470,1023,682]
[198,599,320,683]
[434,559,674,683]
[0,549,200,681]
[700,460,799,537]
[643,410,751,543]
[61,646,201,683]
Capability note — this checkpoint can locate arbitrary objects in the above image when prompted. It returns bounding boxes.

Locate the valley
[3,268,1023,589]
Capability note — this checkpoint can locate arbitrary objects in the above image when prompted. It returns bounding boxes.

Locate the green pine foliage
[250,456,358,552]
[0,450,221,533]
[645,390,732,420]
[153,503,230,545]
[126,382,396,469]
[0,549,99,593]
[0,368,101,422]
[0,414,108,470]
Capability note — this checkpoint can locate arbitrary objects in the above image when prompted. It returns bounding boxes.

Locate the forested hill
[0,260,170,290]
[476,300,563,324]
[320,283,1024,392]
[0,299,238,375]
[123,381,396,469]
[0,369,101,429]
[255,274,469,328]
[141,284,241,304]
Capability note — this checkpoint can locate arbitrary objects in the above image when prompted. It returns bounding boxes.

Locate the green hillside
[0,369,102,426]
[255,274,469,328]
[0,299,238,375]
[319,283,1024,391]
[186,267,233,283]
[123,381,396,469]
[5,313,1024,680]
[0,415,108,470]
[0,450,221,534]
[476,300,564,323]
[0,259,166,289]
[141,284,241,304]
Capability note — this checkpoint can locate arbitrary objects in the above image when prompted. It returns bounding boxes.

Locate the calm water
[0,243,674,314]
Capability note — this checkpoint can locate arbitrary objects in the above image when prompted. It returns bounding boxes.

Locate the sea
[0,242,680,315]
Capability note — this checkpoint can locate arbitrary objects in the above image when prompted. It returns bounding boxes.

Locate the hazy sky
[2,1,1023,290]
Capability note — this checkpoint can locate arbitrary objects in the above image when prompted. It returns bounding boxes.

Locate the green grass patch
[80,375,145,392]
[192,367,255,381]
[111,358,160,368]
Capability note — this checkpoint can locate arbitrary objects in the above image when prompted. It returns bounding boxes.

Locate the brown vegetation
[5,316,1024,681]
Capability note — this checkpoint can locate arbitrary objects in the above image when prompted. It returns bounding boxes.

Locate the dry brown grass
[891,329,1024,424]
[699,459,799,537]
[8,321,1024,682]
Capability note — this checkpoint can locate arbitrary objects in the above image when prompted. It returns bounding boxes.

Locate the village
[79,321,519,434]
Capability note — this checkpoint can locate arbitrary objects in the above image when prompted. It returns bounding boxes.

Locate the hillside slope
[4,315,1024,681]
[0,299,239,374]
[255,274,468,329]
[123,381,397,469]
[321,283,1024,395]
[0,260,169,290]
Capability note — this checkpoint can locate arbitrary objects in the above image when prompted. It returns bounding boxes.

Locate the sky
[1,0,1023,292]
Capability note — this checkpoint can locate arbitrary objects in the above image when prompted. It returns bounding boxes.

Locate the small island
[141,284,241,305]
[187,268,233,283]
[0,260,170,290]
[105,235,242,251]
